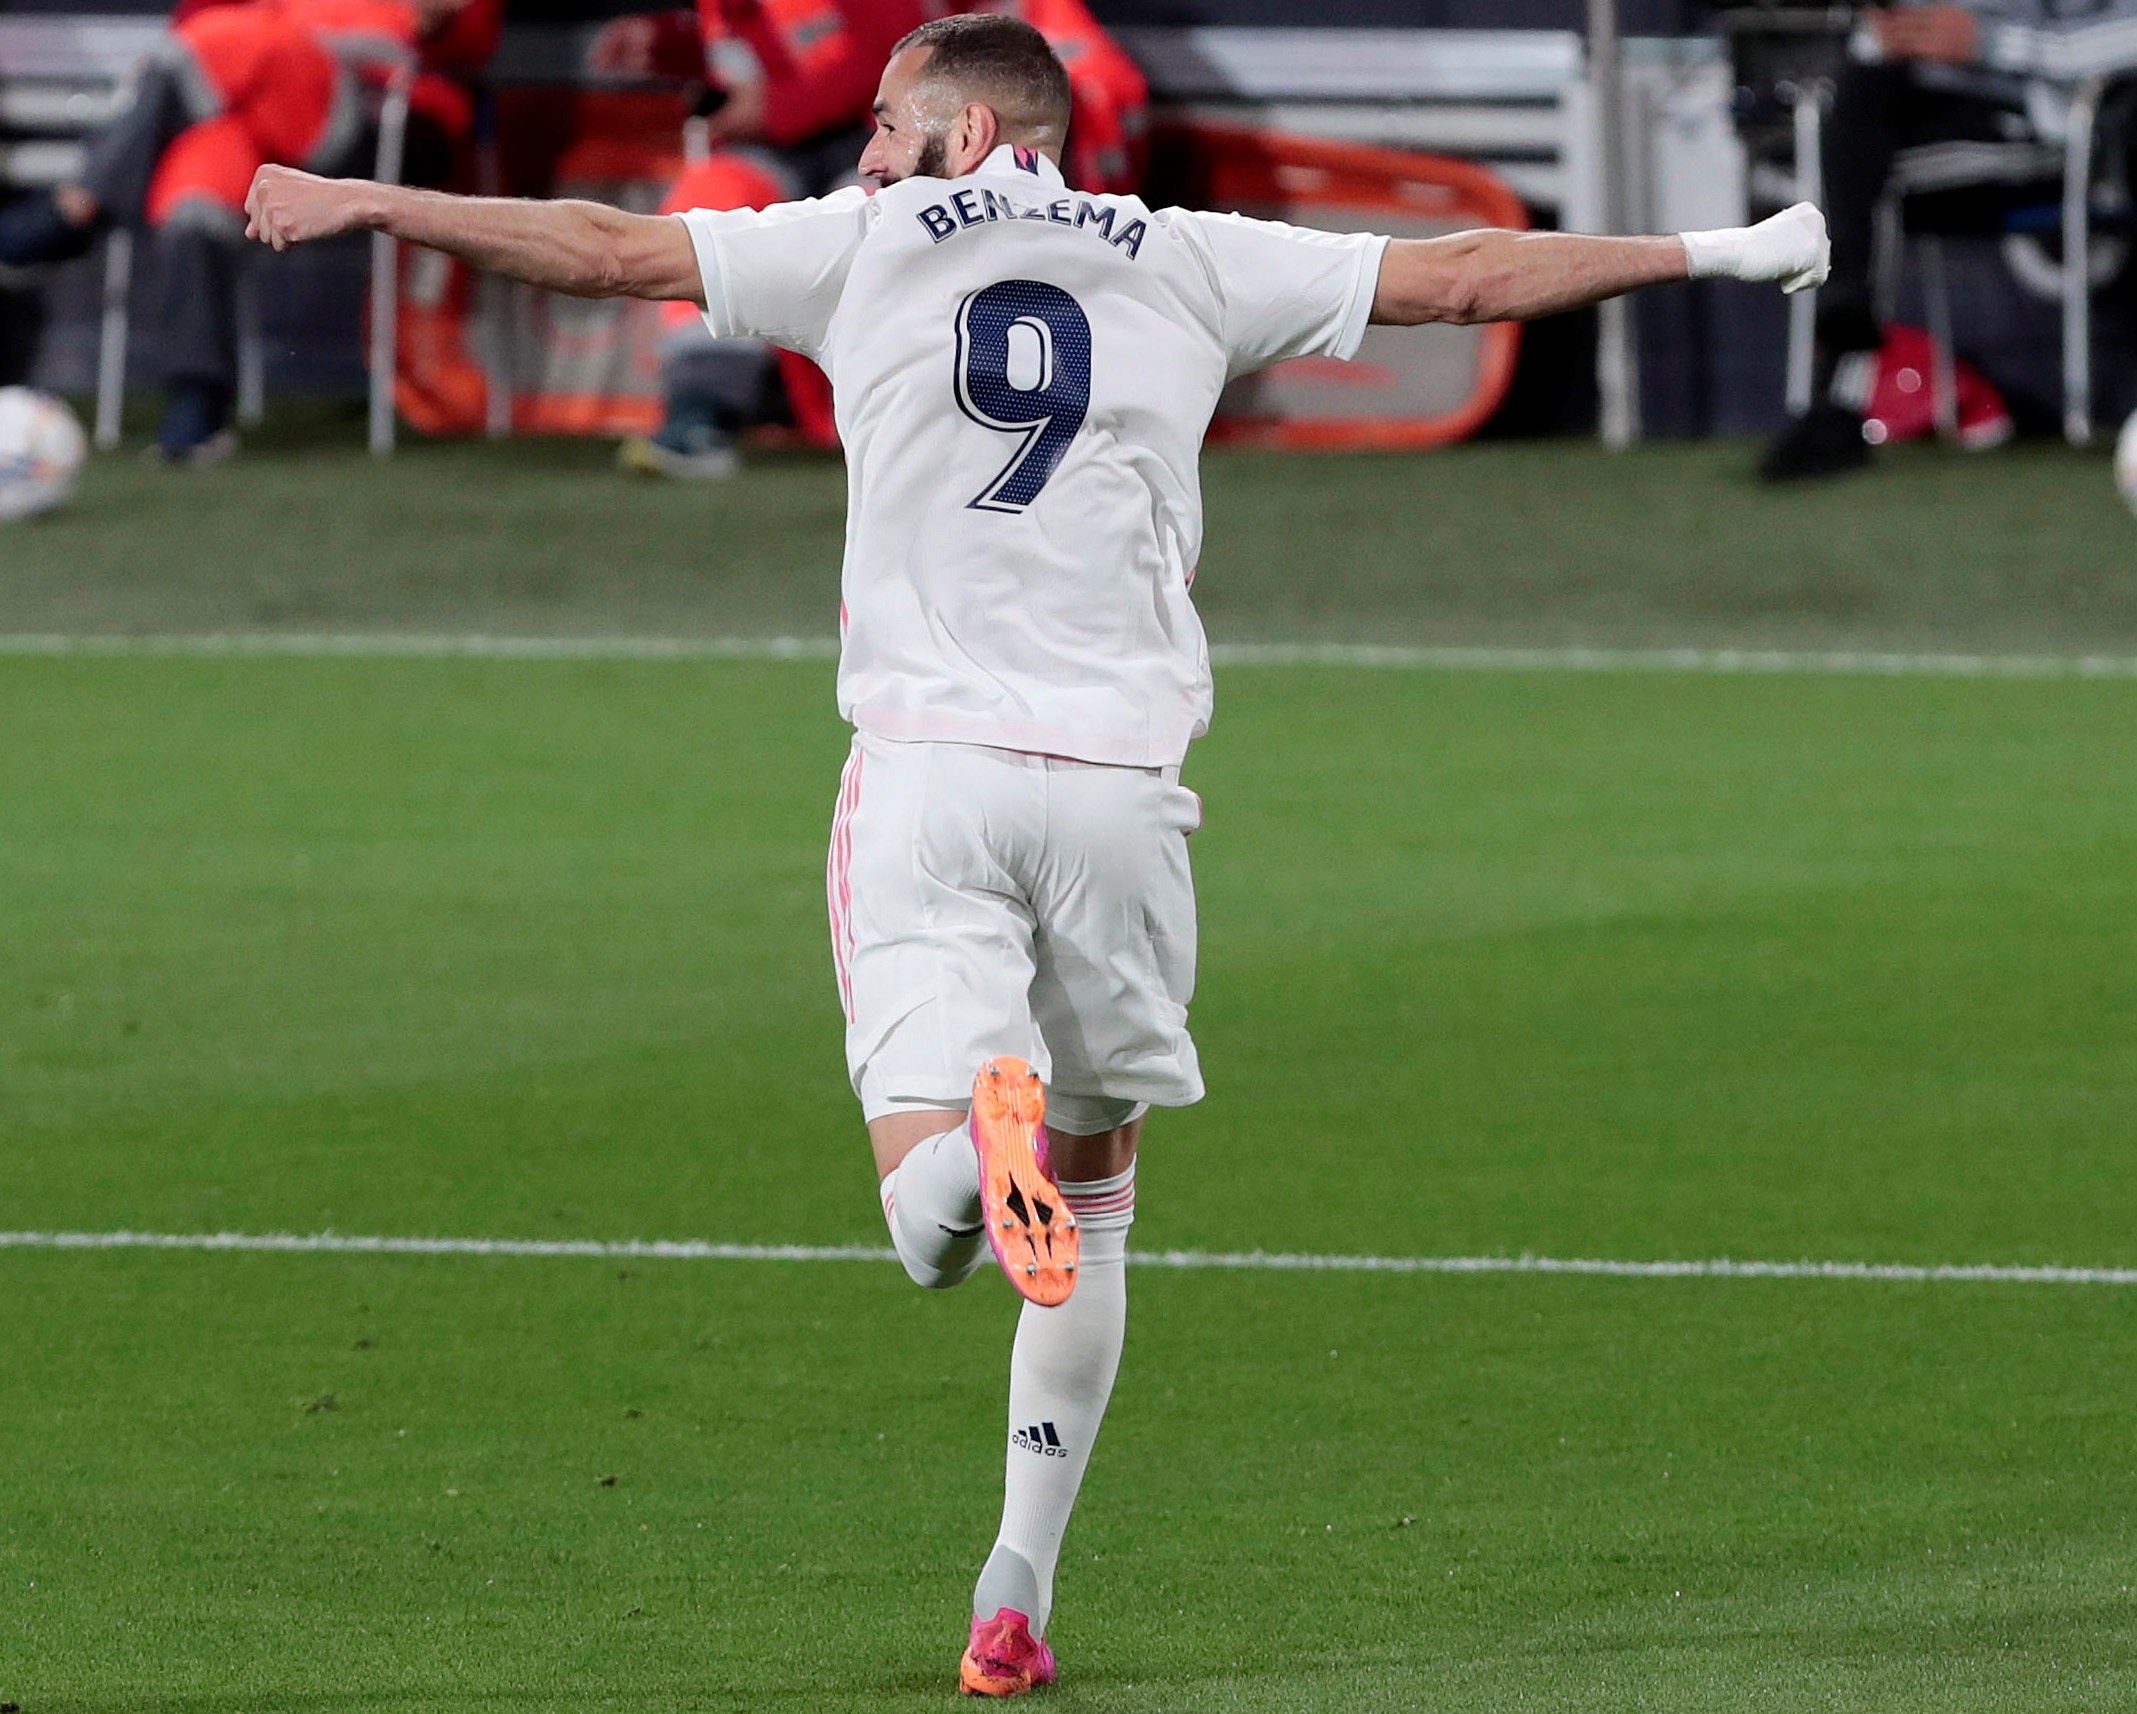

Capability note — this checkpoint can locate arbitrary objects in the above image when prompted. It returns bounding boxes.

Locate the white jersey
[676,144,1387,767]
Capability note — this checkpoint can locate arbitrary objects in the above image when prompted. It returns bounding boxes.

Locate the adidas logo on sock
[1011,1421,1068,1458]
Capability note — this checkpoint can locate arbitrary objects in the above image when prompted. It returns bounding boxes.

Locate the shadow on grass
[17,1658,1289,1714]
[23,1679,945,1714]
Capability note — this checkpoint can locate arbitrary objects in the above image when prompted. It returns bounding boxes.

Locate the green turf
[4,654,2135,1710]
[9,1258,2134,1712]
[7,422,2137,652]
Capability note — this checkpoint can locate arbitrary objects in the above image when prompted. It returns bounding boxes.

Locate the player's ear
[952,101,999,173]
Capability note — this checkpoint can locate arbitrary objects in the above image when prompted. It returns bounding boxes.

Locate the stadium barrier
[390,101,1530,450]
[1150,120,1526,449]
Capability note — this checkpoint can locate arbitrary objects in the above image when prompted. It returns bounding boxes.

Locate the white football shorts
[827,733,1205,1134]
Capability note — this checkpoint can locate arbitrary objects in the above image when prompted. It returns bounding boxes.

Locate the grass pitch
[6,419,2137,653]
[4,430,2137,1708]
[5,640,2136,1711]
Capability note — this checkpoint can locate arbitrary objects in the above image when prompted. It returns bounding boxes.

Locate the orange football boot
[970,1056,1079,1307]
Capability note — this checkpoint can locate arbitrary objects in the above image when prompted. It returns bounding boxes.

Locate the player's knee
[901,1257,956,1290]
[1045,1100,1142,1183]
[1047,1090,1141,1135]
[899,1248,986,1291]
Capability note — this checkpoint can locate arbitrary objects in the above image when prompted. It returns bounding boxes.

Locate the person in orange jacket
[596,0,1145,477]
[0,0,500,462]
[941,0,1145,196]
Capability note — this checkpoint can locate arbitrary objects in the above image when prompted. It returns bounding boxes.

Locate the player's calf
[877,1118,989,1290]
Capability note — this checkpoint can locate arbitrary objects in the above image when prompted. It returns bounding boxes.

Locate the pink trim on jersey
[826,747,865,1022]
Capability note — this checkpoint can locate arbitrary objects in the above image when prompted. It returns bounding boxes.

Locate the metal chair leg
[1785,87,1825,417]
[94,228,133,451]
[369,230,399,456]
[1920,235,1958,441]
[236,261,265,427]
[368,69,412,457]
[474,100,512,440]
[90,66,141,453]
[2064,76,2104,447]
[1871,194,1904,327]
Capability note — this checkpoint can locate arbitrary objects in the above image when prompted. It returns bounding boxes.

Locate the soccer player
[243,15,1827,1695]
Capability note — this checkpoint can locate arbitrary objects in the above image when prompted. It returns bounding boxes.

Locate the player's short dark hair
[892,14,1072,143]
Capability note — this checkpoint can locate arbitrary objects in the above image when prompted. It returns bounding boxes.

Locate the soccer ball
[2116,409,2137,519]
[2111,408,2137,515]
[0,387,88,521]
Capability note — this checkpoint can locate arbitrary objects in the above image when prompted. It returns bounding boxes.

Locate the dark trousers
[156,222,243,392]
[84,61,371,391]
[0,280,45,385]
[79,61,197,225]
[1816,60,2035,354]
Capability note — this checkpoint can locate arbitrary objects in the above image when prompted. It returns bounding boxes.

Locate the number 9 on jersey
[953,279,1093,514]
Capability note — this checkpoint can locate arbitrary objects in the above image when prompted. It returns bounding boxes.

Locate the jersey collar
[978,144,1067,188]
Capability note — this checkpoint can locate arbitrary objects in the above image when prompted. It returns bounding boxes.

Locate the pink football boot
[959,1606,1059,1697]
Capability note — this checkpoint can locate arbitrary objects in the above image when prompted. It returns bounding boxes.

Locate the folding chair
[94,61,414,456]
[1785,73,2114,447]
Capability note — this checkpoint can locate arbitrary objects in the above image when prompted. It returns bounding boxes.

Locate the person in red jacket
[0,0,499,462]
[598,0,1145,477]
[592,0,927,477]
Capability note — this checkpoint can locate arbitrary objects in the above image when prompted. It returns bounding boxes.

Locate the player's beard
[881,133,950,187]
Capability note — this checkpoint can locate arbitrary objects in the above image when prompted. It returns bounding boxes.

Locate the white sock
[879,1122,986,1289]
[972,1162,1135,1635]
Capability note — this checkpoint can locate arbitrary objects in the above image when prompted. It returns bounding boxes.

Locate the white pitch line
[0,632,842,662]
[1,1229,2132,1286]
[5,632,2137,680]
[1209,642,2137,679]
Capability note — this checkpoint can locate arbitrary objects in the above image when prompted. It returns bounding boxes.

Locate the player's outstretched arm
[243,166,704,303]
[1372,202,1827,326]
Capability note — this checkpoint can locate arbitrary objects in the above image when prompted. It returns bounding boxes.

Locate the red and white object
[0,388,87,522]
[1860,324,2013,452]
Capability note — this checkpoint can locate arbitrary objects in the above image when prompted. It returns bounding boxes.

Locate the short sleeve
[1164,209,1390,379]
[674,186,875,361]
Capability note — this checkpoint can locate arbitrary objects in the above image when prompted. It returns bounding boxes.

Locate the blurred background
[4,0,2129,462]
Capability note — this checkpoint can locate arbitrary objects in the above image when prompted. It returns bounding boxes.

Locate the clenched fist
[244,166,377,251]
[1681,202,1830,295]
